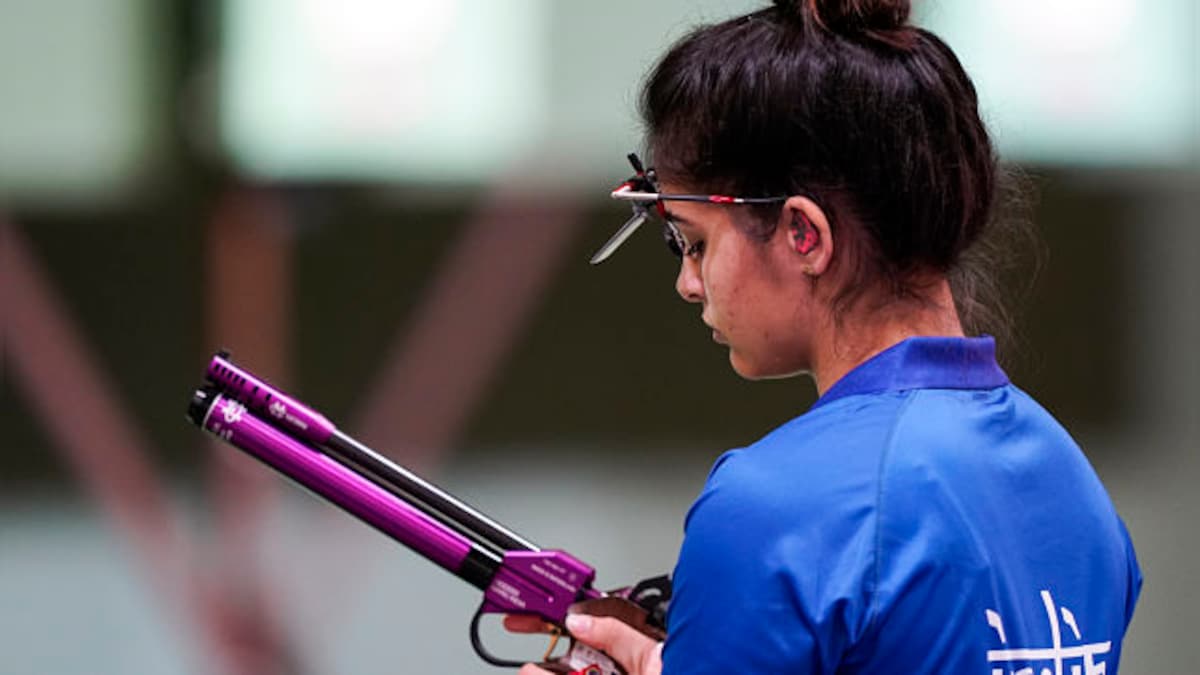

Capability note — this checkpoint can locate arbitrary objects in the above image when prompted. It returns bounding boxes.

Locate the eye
[684,240,705,258]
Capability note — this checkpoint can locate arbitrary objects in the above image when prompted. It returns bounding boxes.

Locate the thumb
[565,614,662,675]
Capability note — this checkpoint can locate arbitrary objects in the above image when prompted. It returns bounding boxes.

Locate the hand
[504,614,663,675]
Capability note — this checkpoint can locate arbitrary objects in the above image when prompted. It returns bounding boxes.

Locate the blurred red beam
[299,187,586,632]
[201,186,297,674]
[1,217,187,584]
[0,217,249,674]
[354,191,585,470]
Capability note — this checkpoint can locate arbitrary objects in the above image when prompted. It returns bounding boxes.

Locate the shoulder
[680,389,927,592]
[667,391,923,668]
[689,390,926,526]
[699,390,916,510]
[694,385,1058,523]
[859,384,1127,602]
[873,384,1099,515]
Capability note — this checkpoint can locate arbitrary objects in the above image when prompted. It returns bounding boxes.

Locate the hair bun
[774,0,911,34]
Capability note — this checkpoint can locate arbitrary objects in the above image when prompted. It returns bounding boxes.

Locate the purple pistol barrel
[205,352,539,554]
[188,385,603,624]
[190,387,494,584]
[206,353,336,446]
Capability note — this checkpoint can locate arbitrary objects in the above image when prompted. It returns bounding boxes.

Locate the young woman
[511,0,1142,672]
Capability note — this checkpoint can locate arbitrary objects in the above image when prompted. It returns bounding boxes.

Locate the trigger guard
[469,603,527,668]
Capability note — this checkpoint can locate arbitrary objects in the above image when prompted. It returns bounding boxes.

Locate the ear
[782,196,834,276]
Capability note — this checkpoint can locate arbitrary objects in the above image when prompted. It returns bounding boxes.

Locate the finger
[566,614,661,674]
[503,614,555,634]
[518,664,554,675]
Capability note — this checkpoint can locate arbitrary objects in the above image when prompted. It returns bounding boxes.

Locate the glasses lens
[661,219,685,258]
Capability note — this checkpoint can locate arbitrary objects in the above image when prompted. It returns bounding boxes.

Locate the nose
[675,257,704,304]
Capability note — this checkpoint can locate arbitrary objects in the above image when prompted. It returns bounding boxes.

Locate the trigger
[543,627,564,661]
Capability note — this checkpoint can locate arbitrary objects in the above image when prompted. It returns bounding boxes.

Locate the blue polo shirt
[663,337,1141,674]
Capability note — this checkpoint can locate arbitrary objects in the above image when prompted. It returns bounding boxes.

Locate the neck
[810,278,965,396]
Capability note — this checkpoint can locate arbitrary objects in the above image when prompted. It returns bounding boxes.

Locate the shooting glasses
[589,153,788,264]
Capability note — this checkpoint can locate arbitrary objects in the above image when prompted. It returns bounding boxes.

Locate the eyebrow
[660,208,698,229]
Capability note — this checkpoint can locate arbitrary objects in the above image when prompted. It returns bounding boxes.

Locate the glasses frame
[590,153,787,264]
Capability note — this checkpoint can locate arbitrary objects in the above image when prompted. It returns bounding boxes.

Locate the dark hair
[640,0,1035,344]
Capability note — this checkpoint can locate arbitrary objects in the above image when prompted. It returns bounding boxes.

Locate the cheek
[703,255,747,312]
[702,242,803,362]
[726,272,811,375]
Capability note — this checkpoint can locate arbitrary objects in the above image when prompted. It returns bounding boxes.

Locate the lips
[703,316,728,345]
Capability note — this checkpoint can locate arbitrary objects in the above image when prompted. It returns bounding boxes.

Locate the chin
[729,351,807,381]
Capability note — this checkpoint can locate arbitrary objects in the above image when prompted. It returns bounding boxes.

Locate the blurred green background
[2,0,1196,673]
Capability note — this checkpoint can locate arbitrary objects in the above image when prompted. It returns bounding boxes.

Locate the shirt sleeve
[661,449,877,675]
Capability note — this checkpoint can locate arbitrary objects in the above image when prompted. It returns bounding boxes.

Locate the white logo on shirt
[986,590,1111,675]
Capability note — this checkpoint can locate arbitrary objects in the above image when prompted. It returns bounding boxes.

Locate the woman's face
[663,188,819,380]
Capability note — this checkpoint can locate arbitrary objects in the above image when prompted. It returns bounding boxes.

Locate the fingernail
[566,614,592,634]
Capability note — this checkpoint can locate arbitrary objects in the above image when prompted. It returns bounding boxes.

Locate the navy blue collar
[813,336,1009,409]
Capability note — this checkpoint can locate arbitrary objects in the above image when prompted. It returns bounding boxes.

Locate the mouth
[703,317,728,345]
